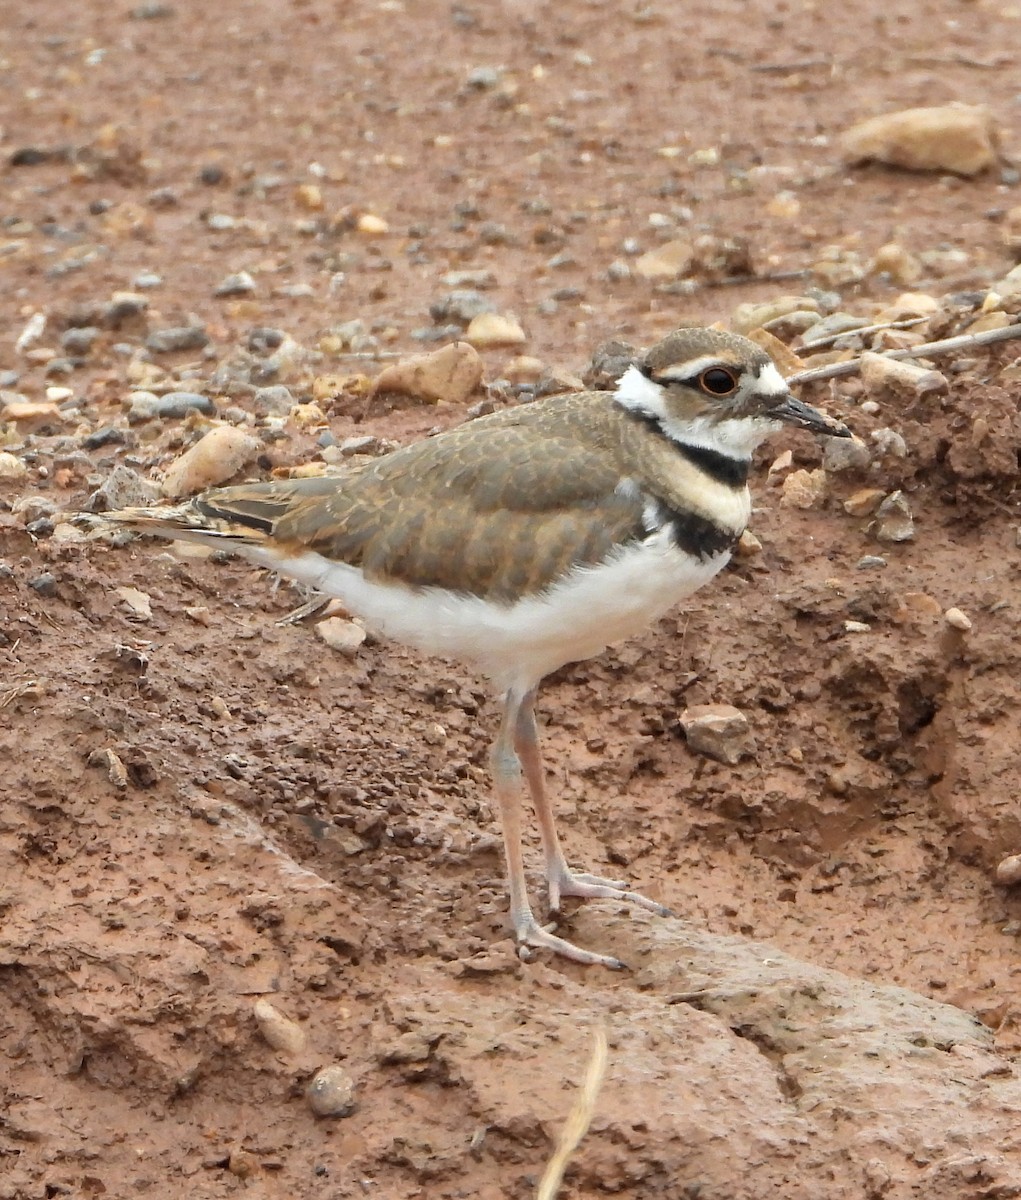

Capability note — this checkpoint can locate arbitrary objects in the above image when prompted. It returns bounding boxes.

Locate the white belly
[247,529,729,693]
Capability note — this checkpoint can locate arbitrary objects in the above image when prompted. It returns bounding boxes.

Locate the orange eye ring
[699,367,739,396]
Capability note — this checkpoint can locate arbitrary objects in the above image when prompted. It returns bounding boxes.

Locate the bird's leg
[491,688,626,969]
[514,690,672,919]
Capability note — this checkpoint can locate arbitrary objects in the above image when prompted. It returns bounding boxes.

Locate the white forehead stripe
[755,361,789,397]
[614,363,669,418]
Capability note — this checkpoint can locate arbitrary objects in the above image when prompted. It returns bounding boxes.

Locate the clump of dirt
[3,1,1021,1197]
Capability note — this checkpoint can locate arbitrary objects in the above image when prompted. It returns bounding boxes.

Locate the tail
[77,475,344,548]
[82,499,258,547]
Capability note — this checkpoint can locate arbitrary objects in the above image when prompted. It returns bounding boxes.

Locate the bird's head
[615,327,851,457]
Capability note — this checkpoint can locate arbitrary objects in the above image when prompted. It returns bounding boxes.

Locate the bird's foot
[548,865,673,918]
[513,912,627,970]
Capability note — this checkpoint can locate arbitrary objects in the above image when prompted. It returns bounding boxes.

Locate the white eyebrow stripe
[653,355,735,383]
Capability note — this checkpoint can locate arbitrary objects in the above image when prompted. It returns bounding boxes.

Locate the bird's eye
[699,367,738,396]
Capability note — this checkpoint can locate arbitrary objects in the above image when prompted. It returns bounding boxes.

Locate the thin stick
[788,321,1021,385]
[536,1026,609,1200]
[798,315,929,352]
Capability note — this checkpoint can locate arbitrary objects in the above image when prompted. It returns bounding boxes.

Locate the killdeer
[94,328,850,969]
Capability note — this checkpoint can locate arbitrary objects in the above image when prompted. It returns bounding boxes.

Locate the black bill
[770,393,851,439]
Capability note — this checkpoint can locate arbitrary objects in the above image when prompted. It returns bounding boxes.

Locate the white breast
[246,529,730,694]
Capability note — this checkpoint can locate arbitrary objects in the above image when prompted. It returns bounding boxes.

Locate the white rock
[253,999,306,1055]
[944,607,972,632]
[991,263,1021,301]
[160,425,262,499]
[995,854,1021,886]
[15,312,46,354]
[0,451,27,479]
[114,586,153,621]
[315,618,367,655]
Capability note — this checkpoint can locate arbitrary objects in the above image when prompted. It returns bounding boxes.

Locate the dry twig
[789,321,1021,385]
[536,1026,609,1200]
[798,315,929,352]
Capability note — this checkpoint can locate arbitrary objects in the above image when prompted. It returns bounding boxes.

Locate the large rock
[371,341,484,405]
[160,424,263,498]
[840,104,999,177]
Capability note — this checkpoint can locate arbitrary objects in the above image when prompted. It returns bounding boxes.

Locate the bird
[92,327,851,969]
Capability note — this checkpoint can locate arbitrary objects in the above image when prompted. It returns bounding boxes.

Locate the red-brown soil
[3,1,1021,1197]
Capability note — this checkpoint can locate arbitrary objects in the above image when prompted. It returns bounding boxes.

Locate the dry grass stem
[536,1025,609,1200]
[788,321,1021,385]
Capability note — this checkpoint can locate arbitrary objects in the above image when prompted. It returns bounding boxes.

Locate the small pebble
[780,468,827,510]
[253,999,306,1055]
[995,854,1021,886]
[82,425,127,450]
[0,452,27,479]
[944,607,972,632]
[146,325,210,354]
[844,488,886,517]
[115,586,153,621]
[860,351,947,400]
[315,618,367,655]
[307,1065,357,1118]
[823,437,870,473]
[840,103,999,177]
[633,239,692,280]
[356,213,388,236]
[429,289,495,325]
[735,529,762,558]
[464,312,527,349]
[29,572,58,597]
[155,391,216,418]
[679,704,754,766]
[214,271,256,297]
[873,491,914,543]
[83,464,161,512]
[60,326,99,355]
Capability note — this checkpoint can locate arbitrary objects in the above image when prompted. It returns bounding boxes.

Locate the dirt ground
[4,1,1021,1197]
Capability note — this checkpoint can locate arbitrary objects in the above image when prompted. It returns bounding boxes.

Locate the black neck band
[625,408,750,488]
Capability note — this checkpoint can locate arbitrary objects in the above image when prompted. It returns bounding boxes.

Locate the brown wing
[198,421,648,603]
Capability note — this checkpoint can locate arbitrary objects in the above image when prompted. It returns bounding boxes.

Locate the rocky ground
[3,1,1021,1197]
